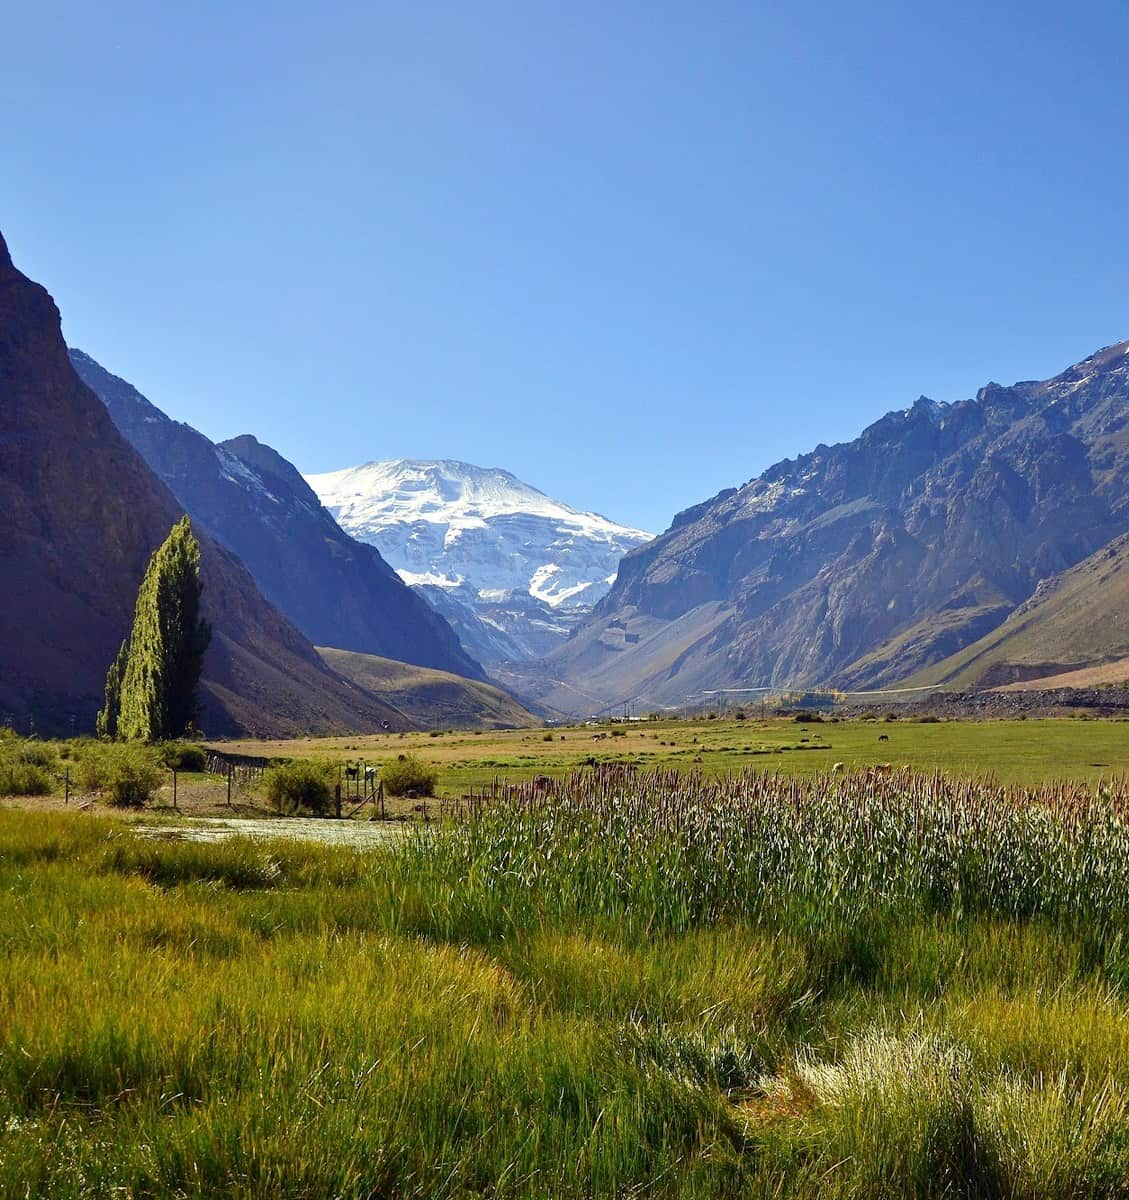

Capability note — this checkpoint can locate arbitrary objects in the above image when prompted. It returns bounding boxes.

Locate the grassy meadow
[3,759,1129,1196]
[215,713,1129,793]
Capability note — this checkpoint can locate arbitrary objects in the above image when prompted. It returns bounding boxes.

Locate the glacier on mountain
[304,459,653,662]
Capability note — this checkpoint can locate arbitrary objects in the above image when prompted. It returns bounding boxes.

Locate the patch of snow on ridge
[216,448,279,503]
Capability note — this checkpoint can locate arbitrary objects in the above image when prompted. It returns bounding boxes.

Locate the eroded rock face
[0,231,409,735]
[69,352,485,682]
[567,342,1129,705]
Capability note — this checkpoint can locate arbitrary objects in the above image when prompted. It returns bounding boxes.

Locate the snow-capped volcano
[304,459,653,662]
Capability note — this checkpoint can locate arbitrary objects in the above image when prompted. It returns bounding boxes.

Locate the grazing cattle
[872,762,893,773]
[532,774,553,790]
[592,733,607,742]
[878,734,889,742]
[832,761,845,772]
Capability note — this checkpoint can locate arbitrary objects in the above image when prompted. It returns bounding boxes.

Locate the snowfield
[305,459,653,661]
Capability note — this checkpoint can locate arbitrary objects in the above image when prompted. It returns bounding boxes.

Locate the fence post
[172,768,178,811]
[378,781,385,820]
[65,767,70,806]
[335,783,342,819]
[227,763,233,809]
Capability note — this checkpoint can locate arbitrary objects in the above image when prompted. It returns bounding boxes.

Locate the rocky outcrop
[69,352,486,682]
[0,230,408,736]
[540,342,1129,712]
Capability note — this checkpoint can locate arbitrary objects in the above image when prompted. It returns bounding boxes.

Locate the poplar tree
[101,516,211,741]
[95,639,129,738]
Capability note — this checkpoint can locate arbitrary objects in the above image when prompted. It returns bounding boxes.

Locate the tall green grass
[2,767,1129,1197]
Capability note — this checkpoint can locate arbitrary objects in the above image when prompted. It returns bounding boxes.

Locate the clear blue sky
[5,1,1128,533]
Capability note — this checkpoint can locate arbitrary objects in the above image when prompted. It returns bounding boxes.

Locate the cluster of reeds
[426,765,1129,936]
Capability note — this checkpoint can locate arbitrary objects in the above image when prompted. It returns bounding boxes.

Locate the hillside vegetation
[316,646,537,729]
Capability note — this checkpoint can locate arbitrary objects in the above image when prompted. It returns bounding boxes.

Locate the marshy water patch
[132,815,405,846]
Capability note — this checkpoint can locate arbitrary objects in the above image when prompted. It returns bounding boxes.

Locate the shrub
[543,732,554,741]
[264,760,336,815]
[157,741,207,772]
[0,736,58,796]
[380,755,437,797]
[611,728,626,738]
[77,742,164,807]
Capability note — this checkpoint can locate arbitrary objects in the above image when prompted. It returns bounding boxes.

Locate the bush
[77,743,164,807]
[157,741,207,772]
[543,732,554,741]
[380,755,437,797]
[0,736,58,796]
[264,760,336,815]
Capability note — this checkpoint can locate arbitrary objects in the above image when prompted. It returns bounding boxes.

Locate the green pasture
[215,714,1129,792]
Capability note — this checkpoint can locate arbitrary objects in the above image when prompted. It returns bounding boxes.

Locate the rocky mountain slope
[0,229,413,737]
[69,352,485,682]
[528,341,1129,714]
[305,459,652,664]
[905,528,1129,692]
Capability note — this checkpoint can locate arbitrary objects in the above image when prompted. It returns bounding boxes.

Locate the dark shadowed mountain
[0,229,409,737]
[68,350,486,684]
[527,341,1129,713]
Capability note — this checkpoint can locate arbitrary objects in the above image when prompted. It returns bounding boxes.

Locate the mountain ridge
[529,340,1129,713]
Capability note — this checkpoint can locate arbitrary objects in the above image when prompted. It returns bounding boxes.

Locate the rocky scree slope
[0,231,408,736]
[534,341,1129,712]
[905,528,1129,692]
[306,459,652,664]
[69,352,485,683]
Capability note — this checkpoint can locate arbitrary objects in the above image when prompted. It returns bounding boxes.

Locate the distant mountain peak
[305,457,653,664]
[309,458,650,541]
